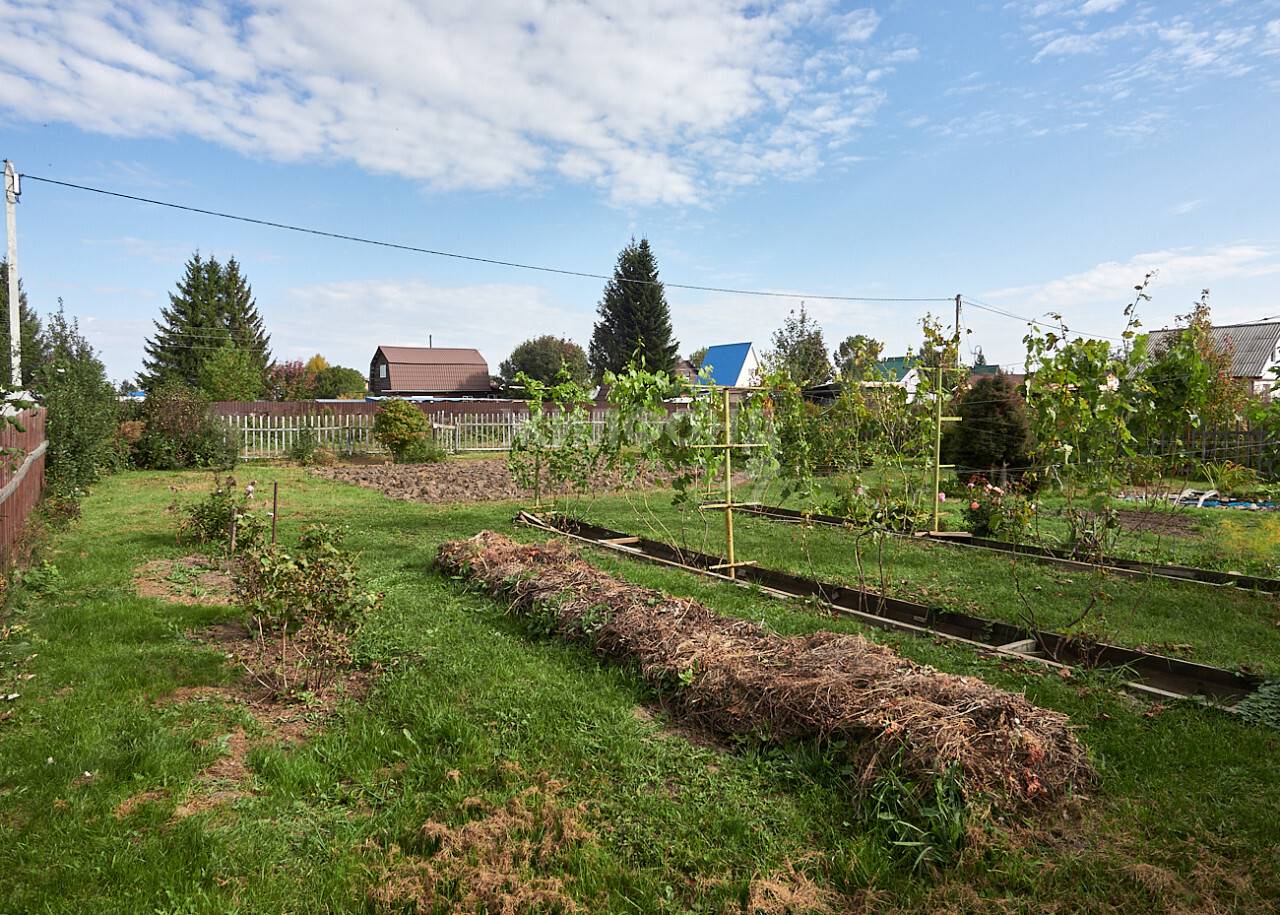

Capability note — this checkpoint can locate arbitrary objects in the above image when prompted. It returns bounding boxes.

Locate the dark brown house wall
[369,353,390,395]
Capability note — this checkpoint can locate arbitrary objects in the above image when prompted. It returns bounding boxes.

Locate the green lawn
[2,466,1279,913]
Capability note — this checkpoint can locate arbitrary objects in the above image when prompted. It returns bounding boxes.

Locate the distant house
[674,358,699,384]
[867,356,923,401]
[700,342,760,387]
[1146,321,1280,397]
[368,345,492,397]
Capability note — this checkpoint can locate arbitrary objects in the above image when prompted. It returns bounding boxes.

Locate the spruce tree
[588,238,679,380]
[219,257,271,375]
[0,261,49,387]
[141,252,272,392]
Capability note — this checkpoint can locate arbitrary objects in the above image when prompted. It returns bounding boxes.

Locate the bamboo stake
[723,387,736,580]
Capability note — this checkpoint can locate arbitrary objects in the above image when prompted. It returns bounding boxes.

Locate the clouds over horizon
[0,0,918,206]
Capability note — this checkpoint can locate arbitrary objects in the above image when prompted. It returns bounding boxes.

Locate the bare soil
[1114,508,1202,539]
[314,457,676,504]
[116,619,372,821]
[134,555,236,605]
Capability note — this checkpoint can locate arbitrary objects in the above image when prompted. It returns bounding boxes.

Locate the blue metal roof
[701,342,752,386]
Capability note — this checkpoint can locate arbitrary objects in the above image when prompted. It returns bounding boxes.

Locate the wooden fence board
[0,407,47,563]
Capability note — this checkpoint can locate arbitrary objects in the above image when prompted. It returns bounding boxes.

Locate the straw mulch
[437,532,1095,813]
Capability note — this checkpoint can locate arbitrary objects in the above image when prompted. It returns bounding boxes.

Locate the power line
[19,174,952,305]
[960,296,1125,343]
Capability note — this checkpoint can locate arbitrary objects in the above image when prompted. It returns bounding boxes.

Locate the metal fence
[222,409,613,459]
[1156,427,1280,480]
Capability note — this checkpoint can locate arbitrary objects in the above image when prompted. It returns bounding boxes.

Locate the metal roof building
[1146,321,1280,396]
[369,346,492,397]
[700,342,759,387]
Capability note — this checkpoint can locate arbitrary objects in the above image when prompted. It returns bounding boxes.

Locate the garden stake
[229,513,238,556]
[271,481,279,544]
[923,365,962,534]
[690,384,768,579]
[723,388,736,578]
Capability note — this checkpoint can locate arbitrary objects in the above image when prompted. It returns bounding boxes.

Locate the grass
[0,465,1277,913]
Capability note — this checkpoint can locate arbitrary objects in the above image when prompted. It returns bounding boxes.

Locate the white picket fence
[223,412,383,459]
[428,411,611,453]
[223,410,613,459]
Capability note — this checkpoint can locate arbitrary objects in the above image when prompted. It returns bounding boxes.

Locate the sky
[2,0,1279,384]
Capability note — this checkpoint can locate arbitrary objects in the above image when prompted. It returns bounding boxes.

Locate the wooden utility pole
[954,293,962,369]
[4,161,20,388]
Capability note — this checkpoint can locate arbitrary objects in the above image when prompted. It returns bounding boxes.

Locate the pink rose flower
[937,492,946,502]
[970,501,980,511]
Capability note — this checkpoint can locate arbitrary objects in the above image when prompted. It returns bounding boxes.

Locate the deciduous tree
[500,335,589,388]
[767,304,830,387]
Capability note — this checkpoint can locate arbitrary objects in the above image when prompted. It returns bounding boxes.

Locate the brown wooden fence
[0,407,47,562]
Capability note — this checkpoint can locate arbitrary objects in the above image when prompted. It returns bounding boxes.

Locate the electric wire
[18,174,952,304]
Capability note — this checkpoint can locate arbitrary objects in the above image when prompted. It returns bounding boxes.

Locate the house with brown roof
[368,345,493,397]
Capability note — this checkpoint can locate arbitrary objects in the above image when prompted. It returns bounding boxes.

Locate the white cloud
[0,0,914,206]
[982,245,1280,314]
[269,279,588,373]
[1170,198,1204,216]
[1079,0,1124,15]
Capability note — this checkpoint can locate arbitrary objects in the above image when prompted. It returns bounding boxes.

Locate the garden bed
[438,531,1095,813]
[314,456,674,504]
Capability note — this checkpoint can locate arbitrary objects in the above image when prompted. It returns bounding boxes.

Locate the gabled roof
[701,342,753,386]
[376,346,487,366]
[373,345,490,393]
[873,356,916,382]
[1146,321,1280,378]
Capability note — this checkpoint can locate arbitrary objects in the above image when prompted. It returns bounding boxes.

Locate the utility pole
[4,160,20,388]
[954,293,962,369]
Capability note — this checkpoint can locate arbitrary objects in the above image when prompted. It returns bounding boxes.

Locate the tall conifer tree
[141,252,271,391]
[588,238,678,380]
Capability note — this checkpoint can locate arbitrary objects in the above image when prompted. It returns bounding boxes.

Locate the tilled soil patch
[314,458,677,504]
[1114,508,1202,538]
[438,531,1095,814]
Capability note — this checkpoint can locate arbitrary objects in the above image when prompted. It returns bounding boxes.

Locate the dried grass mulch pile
[314,457,674,504]
[438,531,1095,814]
[370,776,591,914]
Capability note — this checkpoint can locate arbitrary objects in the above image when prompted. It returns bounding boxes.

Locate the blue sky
[2,0,1279,383]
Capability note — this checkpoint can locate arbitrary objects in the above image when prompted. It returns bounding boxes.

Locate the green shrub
[372,399,431,461]
[394,436,446,464]
[134,382,238,470]
[287,426,320,465]
[961,476,1034,539]
[1061,502,1121,561]
[1199,459,1259,495]
[177,475,267,552]
[235,524,379,631]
